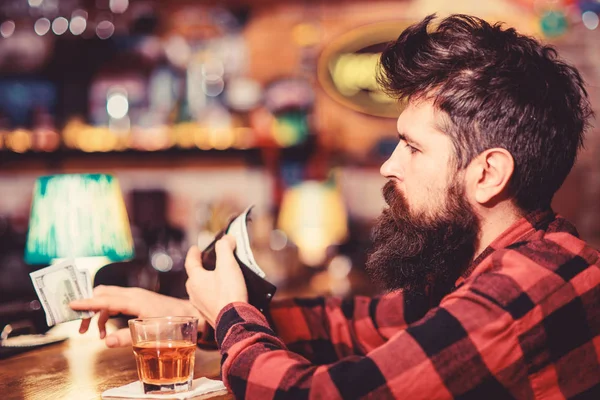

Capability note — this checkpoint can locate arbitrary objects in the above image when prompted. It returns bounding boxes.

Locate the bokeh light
[540,10,568,37]
[106,91,129,119]
[96,20,115,40]
[52,17,69,35]
[202,76,225,97]
[225,78,262,111]
[328,255,352,279]
[0,21,16,39]
[34,18,51,36]
[582,11,599,30]
[6,129,32,153]
[269,230,288,251]
[151,251,173,272]
[109,0,129,14]
[70,16,87,36]
[164,36,191,67]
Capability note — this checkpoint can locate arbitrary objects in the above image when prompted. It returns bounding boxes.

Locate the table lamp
[24,173,134,285]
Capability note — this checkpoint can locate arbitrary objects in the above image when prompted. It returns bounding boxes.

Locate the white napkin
[101,377,227,399]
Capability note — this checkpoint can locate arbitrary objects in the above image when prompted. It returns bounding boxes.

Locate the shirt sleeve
[265,290,431,364]
[215,288,522,400]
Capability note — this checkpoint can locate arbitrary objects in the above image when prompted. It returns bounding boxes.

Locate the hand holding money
[29,258,94,327]
[186,205,277,329]
[185,235,249,326]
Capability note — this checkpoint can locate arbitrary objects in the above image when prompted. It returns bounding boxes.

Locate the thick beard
[366,180,479,302]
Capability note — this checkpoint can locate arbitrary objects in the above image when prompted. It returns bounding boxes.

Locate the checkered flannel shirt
[214,210,600,399]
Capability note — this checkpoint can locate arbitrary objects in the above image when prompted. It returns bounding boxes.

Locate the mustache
[381,180,413,227]
[383,180,399,207]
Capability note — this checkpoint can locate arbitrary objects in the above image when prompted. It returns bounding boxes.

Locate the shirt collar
[456,208,558,286]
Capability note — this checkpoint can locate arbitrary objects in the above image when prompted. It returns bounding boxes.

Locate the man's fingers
[185,245,203,275]
[220,234,237,249]
[79,317,92,334]
[97,310,110,339]
[105,328,132,348]
[215,235,238,272]
[70,298,106,311]
[93,284,114,296]
[70,295,138,316]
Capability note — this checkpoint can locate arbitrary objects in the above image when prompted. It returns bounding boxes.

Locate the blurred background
[0,0,598,336]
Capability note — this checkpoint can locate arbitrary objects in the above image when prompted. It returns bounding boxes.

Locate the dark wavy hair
[377,14,593,211]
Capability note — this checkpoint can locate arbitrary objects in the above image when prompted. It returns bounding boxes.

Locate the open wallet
[196,206,277,350]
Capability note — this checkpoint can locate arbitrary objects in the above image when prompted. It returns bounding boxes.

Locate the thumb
[105,328,132,348]
[185,245,203,275]
[215,235,238,273]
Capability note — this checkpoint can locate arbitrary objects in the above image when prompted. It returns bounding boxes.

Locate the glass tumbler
[129,316,198,394]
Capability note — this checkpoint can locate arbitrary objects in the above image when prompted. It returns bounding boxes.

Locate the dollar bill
[197,205,276,323]
[226,205,266,278]
[29,258,94,326]
[77,268,92,299]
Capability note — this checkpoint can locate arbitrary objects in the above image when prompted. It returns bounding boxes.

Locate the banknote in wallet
[197,205,277,349]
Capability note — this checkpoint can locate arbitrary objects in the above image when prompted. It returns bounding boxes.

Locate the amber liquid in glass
[132,340,196,387]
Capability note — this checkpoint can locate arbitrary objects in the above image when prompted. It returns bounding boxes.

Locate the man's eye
[401,140,418,154]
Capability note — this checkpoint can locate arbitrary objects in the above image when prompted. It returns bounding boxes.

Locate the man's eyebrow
[397,132,421,146]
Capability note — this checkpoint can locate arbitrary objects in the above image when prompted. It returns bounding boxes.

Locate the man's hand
[185,235,248,327]
[69,286,202,348]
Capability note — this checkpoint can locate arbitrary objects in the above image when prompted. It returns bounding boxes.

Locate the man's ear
[467,148,515,205]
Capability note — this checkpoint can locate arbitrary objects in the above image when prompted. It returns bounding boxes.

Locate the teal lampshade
[24,174,135,265]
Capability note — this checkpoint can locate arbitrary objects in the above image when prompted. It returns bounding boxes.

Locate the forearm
[215,291,516,400]
[179,298,202,318]
[267,291,430,362]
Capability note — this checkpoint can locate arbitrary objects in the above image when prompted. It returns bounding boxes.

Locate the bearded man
[73,14,599,399]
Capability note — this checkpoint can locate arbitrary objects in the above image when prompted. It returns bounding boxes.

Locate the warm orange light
[6,129,33,153]
[278,181,348,267]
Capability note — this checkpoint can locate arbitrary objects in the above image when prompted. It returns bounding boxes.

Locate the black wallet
[196,217,277,350]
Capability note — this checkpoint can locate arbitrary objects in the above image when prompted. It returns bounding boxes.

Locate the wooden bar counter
[0,337,232,400]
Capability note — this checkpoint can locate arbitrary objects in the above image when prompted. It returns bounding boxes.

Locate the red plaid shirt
[214,210,600,399]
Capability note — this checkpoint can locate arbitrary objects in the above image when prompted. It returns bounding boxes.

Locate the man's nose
[380,152,404,181]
